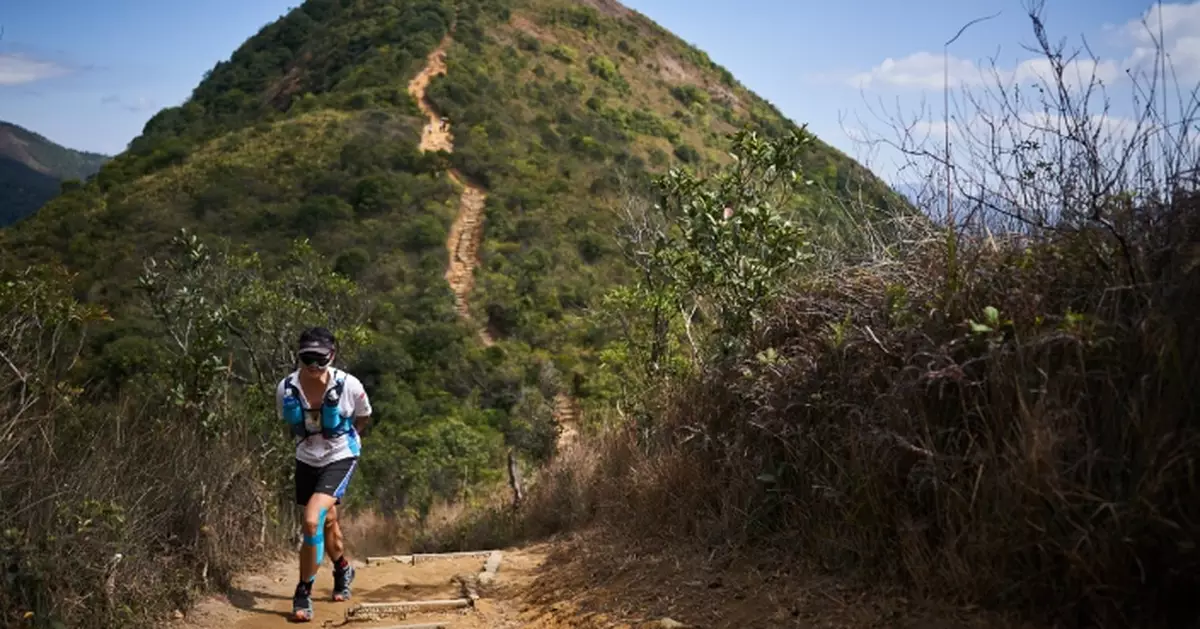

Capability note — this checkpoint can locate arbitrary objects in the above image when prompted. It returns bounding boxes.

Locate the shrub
[546,44,577,64]
[587,55,619,82]
[0,233,372,627]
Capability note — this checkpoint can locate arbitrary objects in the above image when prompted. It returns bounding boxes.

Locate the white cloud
[912,111,1145,144]
[841,107,1183,188]
[1123,1,1200,81]
[847,52,1122,93]
[847,52,987,90]
[848,1,1200,93]
[1126,1,1200,46]
[0,54,69,86]
[1010,57,1122,91]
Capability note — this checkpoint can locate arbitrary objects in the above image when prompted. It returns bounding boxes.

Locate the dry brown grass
[419,191,1200,628]
[410,432,614,552]
[0,388,292,628]
[589,198,1200,627]
[339,509,416,560]
[0,260,323,628]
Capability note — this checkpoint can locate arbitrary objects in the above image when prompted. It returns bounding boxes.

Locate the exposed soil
[517,530,1038,629]
[552,393,580,451]
[408,37,580,440]
[510,15,557,43]
[169,528,1036,629]
[407,38,493,347]
[444,177,488,340]
[409,44,455,155]
[172,549,550,629]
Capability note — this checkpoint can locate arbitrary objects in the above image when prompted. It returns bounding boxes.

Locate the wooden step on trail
[373,624,452,629]
[344,598,471,623]
[364,554,414,565]
[350,550,502,625]
[365,550,497,565]
[416,550,496,564]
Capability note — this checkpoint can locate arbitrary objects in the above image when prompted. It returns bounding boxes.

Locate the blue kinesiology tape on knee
[301,508,329,579]
[315,508,328,570]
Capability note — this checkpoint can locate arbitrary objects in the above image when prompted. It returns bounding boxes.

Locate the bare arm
[351,378,373,437]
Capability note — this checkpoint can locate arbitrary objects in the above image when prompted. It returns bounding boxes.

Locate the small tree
[599,129,813,418]
[135,229,372,439]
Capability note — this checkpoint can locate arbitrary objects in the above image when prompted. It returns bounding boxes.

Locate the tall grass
[451,188,1200,628]
[624,202,1197,624]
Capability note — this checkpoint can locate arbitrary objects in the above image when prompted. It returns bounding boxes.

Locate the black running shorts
[295,457,358,506]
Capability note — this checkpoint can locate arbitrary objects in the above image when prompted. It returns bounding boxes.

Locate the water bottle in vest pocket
[282,383,306,438]
[321,382,346,436]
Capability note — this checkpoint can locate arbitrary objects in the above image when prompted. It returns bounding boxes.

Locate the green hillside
[0,1,921,624]
[0,0,908,530]
[0,121,110,226]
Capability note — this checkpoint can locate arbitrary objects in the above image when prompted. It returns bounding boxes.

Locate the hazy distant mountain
[0,121,110,226]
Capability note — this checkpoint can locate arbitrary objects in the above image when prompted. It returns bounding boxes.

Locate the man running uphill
[277,327,372,622]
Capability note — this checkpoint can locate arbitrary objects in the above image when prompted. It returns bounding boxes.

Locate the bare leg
[293,492,338,621]
[325,503,357,602]
[324,504,346,562]
[299,492,338,582]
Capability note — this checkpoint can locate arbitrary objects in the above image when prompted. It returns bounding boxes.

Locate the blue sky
[1,0,1191,184]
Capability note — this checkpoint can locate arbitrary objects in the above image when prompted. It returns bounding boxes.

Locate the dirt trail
[407,38,493,347]
[170,531,1021,629]
[408,44,454,155]
[172,541,715,629]
[408,38,579,444]
[175,549,566,629]
[552,393,580,452]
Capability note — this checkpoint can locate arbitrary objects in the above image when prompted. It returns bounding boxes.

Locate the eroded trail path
[552,393,580,452]
[175,549,567,629]
[408,37,493,347]
[409,38,579,444]
[170,530,1011,629]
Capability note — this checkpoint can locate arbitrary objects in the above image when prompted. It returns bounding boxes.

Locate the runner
[277,326,372,622]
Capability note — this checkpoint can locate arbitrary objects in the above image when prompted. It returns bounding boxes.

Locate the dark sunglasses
[299,352,332,366]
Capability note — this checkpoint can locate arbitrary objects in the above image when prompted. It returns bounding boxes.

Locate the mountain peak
[4,0,907,324]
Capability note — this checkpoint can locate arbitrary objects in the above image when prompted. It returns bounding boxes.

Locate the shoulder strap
[322,370,348,405]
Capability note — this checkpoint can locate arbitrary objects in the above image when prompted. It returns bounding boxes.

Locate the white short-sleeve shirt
[275,367,371,468]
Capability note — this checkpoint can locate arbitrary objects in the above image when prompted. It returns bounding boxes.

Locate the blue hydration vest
[281,370,354,440]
